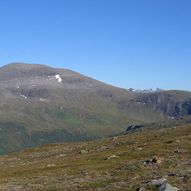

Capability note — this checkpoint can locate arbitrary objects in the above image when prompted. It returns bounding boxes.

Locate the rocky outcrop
[134,92,191,119]
[125,125,144,134]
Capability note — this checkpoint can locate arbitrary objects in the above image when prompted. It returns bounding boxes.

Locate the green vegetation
[0,124,190,190]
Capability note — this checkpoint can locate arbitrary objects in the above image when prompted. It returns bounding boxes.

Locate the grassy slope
[0,124,190,190]
[0,88,164,154]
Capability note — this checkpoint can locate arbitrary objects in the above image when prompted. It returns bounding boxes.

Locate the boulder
[150,178,179,191]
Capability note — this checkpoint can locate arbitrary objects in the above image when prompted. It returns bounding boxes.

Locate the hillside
[0,63,191,154]
[0,124,190,190]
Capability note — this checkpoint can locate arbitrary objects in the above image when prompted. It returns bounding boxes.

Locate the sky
[0,0,191,91]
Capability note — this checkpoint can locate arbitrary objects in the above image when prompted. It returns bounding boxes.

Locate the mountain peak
[1,62,52,70]
[0,63,85,82]
[0,63,58,81]
[0,62,111,94]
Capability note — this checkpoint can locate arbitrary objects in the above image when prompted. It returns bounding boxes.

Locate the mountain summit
[0,63,191,154]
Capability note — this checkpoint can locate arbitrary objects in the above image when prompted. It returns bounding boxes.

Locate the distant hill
[0,63,191,154]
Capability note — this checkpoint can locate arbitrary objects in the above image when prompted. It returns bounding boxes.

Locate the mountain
[0,63,191,154]
[128,87,163,93]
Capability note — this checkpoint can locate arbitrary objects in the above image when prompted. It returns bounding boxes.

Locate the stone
[150,178,167,186]
[107,155,120,160]
[165,183,179,191]
[99,146,109,151]
[150,178,179,191]
[144,157,163,165]
[47,164,56,167]
[79,149,88,154]
[151,158,158,163]
[174,149,181,154]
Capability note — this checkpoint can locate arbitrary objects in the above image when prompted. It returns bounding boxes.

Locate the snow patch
[39,98,47,102]
[55,74,62,82]
[21,94,27,99]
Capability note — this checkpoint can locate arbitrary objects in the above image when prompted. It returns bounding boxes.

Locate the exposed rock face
[134,92,191,119]
[182,99,191,115]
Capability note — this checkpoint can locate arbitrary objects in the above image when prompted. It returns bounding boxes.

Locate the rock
[60,154,66,157]
[79,149,89,154]
[155,157,163,164]
[150,178,179,191]
[125,125,144,133]
[144,160,151,165]
[107,155,120,160]
[165,183,179,191]
[99,146,109,151]
[111,136,118,140]
[150,178,167,186]
[144,157,163,165]
[174,149,181,154]
[151,158,157,163]
[47,164,56,167]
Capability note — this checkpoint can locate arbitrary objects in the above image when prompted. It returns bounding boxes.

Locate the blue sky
[0,0,191,91]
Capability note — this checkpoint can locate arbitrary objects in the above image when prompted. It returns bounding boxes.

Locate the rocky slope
[0,63,191,154]
[0,124,190,190]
